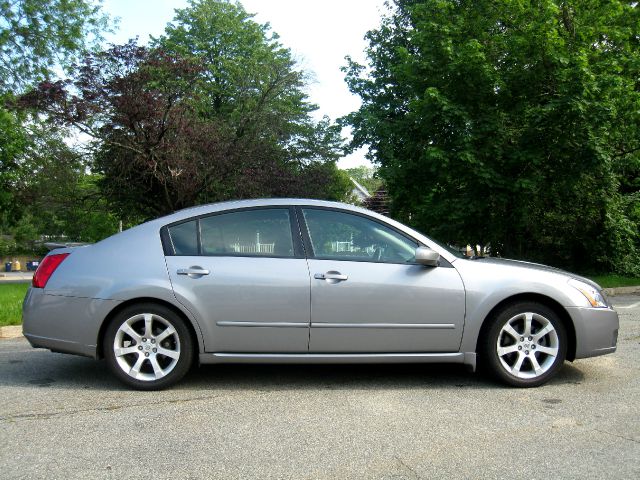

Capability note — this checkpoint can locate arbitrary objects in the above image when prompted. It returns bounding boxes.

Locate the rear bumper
[24,333,97,358]
[566,306,619,359]
[22,287,121,359]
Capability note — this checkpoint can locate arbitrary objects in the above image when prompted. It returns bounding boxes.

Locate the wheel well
[475,293,576,361]
[96,297,200,360]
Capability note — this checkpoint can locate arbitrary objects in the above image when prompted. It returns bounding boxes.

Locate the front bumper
[566,306,619,359]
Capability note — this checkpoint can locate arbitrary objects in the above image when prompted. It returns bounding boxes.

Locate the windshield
[401,225,465,259]
[426,236,466,259]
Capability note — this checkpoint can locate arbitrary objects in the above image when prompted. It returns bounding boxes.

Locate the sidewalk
[0,325,22,338]
[0,271,34,282]
[604,285,640,296]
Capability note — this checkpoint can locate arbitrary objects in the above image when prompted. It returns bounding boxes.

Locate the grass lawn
[589,275,640,289]
[0,283,28,327]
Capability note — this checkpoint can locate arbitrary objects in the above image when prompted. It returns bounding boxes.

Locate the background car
[22,199,619,389]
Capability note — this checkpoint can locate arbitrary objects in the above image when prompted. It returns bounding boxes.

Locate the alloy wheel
[113,313,181,381]
[496,311,559,380]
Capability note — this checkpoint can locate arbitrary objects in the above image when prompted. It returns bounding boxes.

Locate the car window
[200,208,294,257]
[301,208,418,263]
[167,220,198,255]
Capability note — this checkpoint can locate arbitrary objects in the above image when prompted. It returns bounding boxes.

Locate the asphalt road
[1,297,639,480]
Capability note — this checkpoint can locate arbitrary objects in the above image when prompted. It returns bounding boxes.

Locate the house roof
[349,178,371,198]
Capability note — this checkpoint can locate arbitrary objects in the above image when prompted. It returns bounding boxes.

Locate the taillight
[32,253,70,288]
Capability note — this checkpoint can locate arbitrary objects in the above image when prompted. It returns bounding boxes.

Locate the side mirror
[415,247,440,267]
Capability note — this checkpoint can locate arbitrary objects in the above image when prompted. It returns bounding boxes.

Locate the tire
[103,303,194,390]
[481,302,567,387]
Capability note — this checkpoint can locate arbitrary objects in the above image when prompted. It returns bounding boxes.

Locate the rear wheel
[482,302,567,387]
[104,303,194,390]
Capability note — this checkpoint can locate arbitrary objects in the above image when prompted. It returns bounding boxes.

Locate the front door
[299,208,465,353]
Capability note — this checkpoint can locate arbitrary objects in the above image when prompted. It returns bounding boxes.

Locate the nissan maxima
[22,199,619,389]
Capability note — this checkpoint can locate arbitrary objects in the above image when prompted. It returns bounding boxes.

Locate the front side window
[301,208,418,263]
[200,208,294,257]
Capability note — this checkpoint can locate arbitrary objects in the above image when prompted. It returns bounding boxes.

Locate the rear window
[200,209,294,257]
[167,221,198,255]
[165,208,294,257]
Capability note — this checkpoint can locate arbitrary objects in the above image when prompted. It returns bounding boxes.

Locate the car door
[163,207,311,353]
[299,207,465,353]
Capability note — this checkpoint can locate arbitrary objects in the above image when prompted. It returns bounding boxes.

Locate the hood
[472,257,603,290]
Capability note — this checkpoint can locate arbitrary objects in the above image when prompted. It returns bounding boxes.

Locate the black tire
[481,302,567,387]
[103,303,194,390]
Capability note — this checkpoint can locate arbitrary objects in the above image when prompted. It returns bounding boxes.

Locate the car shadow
[1,342,586,391]
[183,362,487,391]
[180,361,585,391]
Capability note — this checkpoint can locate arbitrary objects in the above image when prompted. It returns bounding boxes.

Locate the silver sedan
[22,199,619,389]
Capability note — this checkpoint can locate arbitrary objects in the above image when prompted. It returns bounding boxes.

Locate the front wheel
[104,303,194,390]
[481,302,567,387]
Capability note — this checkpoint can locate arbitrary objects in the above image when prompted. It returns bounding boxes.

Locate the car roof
[176,197,356,211]
[168,198,369,220]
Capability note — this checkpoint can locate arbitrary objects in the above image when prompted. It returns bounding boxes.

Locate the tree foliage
[21,39,348,218]
[0,105,26,223]
[0,0,110,93]
[2,119,118,248]
[0,0,112,251]
[3,0,351,256]
[158,0,312,137]
[155,0,349,205]
[344,0,640,273]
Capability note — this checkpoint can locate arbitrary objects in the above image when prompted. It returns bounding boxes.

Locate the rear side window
[200,209,294,257]
[167,221,198,255]
[165,208,295,257]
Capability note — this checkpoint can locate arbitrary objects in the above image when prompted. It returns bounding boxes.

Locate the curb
[0,273,33,282]
[603,286,640,297]
[0,325,23,339]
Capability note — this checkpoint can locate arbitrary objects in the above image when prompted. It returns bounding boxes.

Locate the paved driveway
[1,297,639,479]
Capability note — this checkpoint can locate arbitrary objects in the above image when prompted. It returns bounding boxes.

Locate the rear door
[163,207,311,353]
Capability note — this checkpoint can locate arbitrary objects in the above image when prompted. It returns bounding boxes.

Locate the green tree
[344,0,640,273]
[0,105,26,227]
[1,0,112,251]
[158,0,313,138]
[155,0,348,201]
[5,120,118,248]
[0,0,110,92]
[20,1,350,219]
[12,212,39,252]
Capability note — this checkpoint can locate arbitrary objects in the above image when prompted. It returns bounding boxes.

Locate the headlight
[568,279,608,308]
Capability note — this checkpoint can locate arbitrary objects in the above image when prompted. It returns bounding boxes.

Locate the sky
[101,0,390,168]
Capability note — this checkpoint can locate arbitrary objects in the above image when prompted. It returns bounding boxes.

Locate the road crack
[0,394,220,423]
[592,428,640,444]
[394,454,422,480]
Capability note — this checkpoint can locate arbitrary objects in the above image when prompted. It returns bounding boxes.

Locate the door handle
[314,272,348,282]
[177,267,210,276]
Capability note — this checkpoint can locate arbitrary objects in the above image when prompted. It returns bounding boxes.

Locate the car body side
[22,198,618,367]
